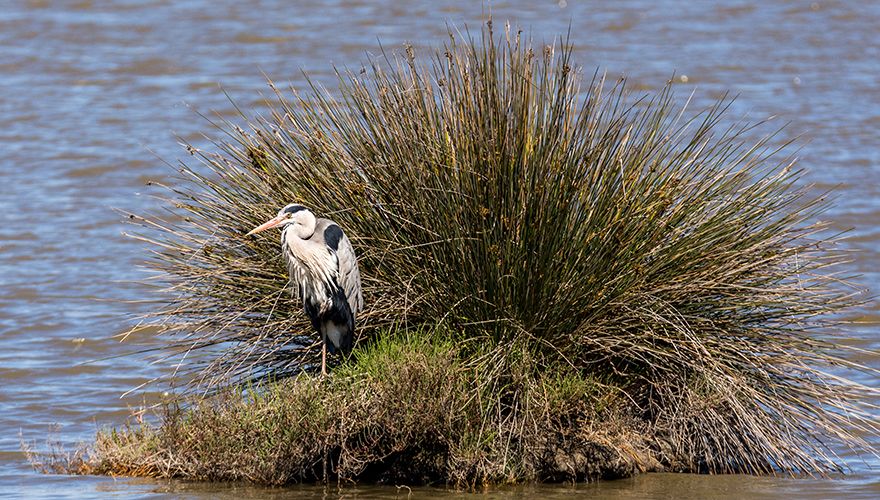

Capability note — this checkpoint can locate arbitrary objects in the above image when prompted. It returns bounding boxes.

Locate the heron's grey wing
[336,231,363,317]
[317,219,363,318]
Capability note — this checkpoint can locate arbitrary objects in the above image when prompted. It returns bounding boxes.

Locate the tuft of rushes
[119,21,878,479]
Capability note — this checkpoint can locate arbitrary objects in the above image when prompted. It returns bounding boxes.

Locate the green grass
[77,20,880,483]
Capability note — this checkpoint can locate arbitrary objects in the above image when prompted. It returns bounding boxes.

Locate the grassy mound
[98,21,879,483]
[87,329,653,485]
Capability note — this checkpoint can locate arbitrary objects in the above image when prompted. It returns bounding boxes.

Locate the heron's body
[283,217,362,357]
[247,204,362,375]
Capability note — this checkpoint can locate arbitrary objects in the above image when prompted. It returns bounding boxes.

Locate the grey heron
[247,204,363,376]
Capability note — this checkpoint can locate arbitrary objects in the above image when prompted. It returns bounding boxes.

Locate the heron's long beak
[246,215,285,236]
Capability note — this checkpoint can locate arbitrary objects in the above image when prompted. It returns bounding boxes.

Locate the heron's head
[246,203,314,236]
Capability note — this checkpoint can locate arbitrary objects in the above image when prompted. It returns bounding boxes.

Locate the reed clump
[80,21,877,483]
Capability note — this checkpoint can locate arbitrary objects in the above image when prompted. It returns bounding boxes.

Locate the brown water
[1,1,878,498]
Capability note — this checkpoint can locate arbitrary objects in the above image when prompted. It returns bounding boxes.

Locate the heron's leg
[321,341,327,377]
